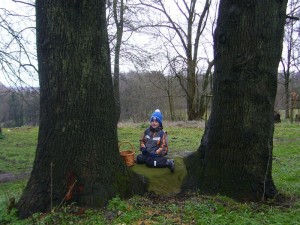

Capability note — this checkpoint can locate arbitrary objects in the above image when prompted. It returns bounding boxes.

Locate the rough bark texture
[184,0,288,201]
[17,0,146,218]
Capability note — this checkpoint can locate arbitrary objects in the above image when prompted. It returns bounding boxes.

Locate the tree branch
[286,15,299,20]
[12,0,35,7]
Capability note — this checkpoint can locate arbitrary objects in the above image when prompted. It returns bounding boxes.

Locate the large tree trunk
[184,0,288,201]
[17,0,146,218]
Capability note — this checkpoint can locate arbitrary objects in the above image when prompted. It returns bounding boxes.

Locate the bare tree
[106,0,125,122]
[280,0,300,119]
[0,1,37,89]
[107,0,156,122]
[139,0,212,120]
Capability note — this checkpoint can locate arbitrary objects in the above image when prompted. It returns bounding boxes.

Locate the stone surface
[0,171,30,183]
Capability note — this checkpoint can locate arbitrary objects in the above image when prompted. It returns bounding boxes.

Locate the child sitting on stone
[136,109,175,172]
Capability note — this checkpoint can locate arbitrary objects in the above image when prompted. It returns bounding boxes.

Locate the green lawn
[0,121,299,224]
[0,127,38,174]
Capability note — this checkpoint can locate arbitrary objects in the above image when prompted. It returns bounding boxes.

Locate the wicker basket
[119,141,135,167]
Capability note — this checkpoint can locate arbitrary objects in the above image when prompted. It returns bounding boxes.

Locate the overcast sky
[0,0,218,88]
[1,0,296,88]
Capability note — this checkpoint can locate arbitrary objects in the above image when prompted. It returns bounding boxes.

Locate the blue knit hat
[150,109,163,126]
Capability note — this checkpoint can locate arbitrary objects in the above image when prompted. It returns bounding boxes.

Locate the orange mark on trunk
[64,172,84,201]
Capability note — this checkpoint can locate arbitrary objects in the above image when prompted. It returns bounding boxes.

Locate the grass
[118,122,204,155]
[0,121,299,224]
[0,127,37,174]
[273,122,300,196]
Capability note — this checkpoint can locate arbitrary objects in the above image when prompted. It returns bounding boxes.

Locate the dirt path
[0,171,30,183]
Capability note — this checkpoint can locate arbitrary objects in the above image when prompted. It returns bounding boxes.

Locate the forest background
[1,0,300,126]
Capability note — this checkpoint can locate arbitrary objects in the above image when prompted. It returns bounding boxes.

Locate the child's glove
[156,149,162,156]
[140,147,147,155]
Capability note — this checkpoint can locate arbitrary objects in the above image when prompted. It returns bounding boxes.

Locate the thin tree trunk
[113,40,121,122]
[187,61,203,120]
[285,79,290,119]
[184,0,288,200]
[17,0,146,218]
[167,89,175,121]
[284,14,294,120]
[113,0,124,123]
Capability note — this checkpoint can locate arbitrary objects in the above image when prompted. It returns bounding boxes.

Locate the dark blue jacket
[140,127,168,157]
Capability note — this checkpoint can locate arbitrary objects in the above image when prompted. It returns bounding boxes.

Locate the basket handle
[118,141,135,152]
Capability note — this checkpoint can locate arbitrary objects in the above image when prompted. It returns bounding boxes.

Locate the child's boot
[166,159,175,173]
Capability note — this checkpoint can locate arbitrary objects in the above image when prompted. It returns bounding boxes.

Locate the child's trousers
[136,154,167,168]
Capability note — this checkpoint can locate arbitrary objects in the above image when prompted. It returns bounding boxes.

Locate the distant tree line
[0,70,198,127]
[1,0,299,123]
[119,71,187,122]
[1,71,300,128]
[275,72,300,111]
[0,83,39,127]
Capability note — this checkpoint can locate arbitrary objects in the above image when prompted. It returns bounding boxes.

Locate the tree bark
[17,0,146,218]
[184,0,288,201]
